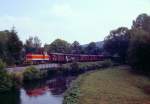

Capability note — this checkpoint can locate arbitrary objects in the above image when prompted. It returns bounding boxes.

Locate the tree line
[44,39,102,55]
[0,29,103,66]
[104,13,150,75]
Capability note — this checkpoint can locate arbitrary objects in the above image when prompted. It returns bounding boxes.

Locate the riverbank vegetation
[23,66,47,81]
[61,60,113,74]
[0,60,113,92]
[0,62,48,92]
[63,66,150,104]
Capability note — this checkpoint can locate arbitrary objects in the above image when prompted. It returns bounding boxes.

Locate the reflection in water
[21,89,63,104]
[26,86,49,97]
[48,77,67,95]
[0,75,76,104]
[23,76,75,97]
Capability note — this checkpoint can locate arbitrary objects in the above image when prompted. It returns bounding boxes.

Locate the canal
[0,74,77,104]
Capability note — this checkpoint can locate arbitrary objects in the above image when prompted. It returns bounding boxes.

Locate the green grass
[64,66,150,104]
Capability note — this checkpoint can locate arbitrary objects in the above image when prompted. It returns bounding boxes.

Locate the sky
[0,0,149,45]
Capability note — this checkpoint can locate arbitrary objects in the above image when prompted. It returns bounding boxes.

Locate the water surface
[0,75,76,104]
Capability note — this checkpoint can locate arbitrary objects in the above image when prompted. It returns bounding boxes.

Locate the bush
[100,59,113,68]
[70,62,79,70]
[10,72,23,89]
[0,59,12,92]
[23,66,42,81]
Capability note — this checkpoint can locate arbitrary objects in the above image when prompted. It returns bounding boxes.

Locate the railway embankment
[14,60,113,82]
[63,66,150,104]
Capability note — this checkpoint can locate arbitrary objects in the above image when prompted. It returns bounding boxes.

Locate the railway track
[7,63,60,72]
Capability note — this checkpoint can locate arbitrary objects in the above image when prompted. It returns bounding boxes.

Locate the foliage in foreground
[0,60,12,92]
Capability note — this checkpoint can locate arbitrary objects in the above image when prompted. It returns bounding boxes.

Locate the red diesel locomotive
[25,53,105,64]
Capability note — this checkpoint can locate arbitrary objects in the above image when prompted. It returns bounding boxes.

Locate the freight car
[25,53,105,64]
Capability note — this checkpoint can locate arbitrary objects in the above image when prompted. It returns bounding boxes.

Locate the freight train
[25,53,106,64]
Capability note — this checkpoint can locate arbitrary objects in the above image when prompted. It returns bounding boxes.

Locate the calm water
[0,75,76,104]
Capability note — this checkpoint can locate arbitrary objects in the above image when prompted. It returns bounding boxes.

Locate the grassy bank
[63,66,150,104]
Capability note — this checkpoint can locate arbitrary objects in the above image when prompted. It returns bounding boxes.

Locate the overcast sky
[0,0,149,45]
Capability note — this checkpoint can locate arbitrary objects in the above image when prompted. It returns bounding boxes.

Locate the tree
[0,31,9,62]
[7,28,23,65]
[71,41,82,54]
[84,42,96,54]
[44,44,49,52]
[127,29,150,74]
[103,27,129,63]
[25,36,41,53]
[132,13,150,33]
[127,13,150,74]
[25,37,34,47]
[33,36,41,49]
[48,39,71,53]
[25,37,34,53]
[84,42,102,55]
